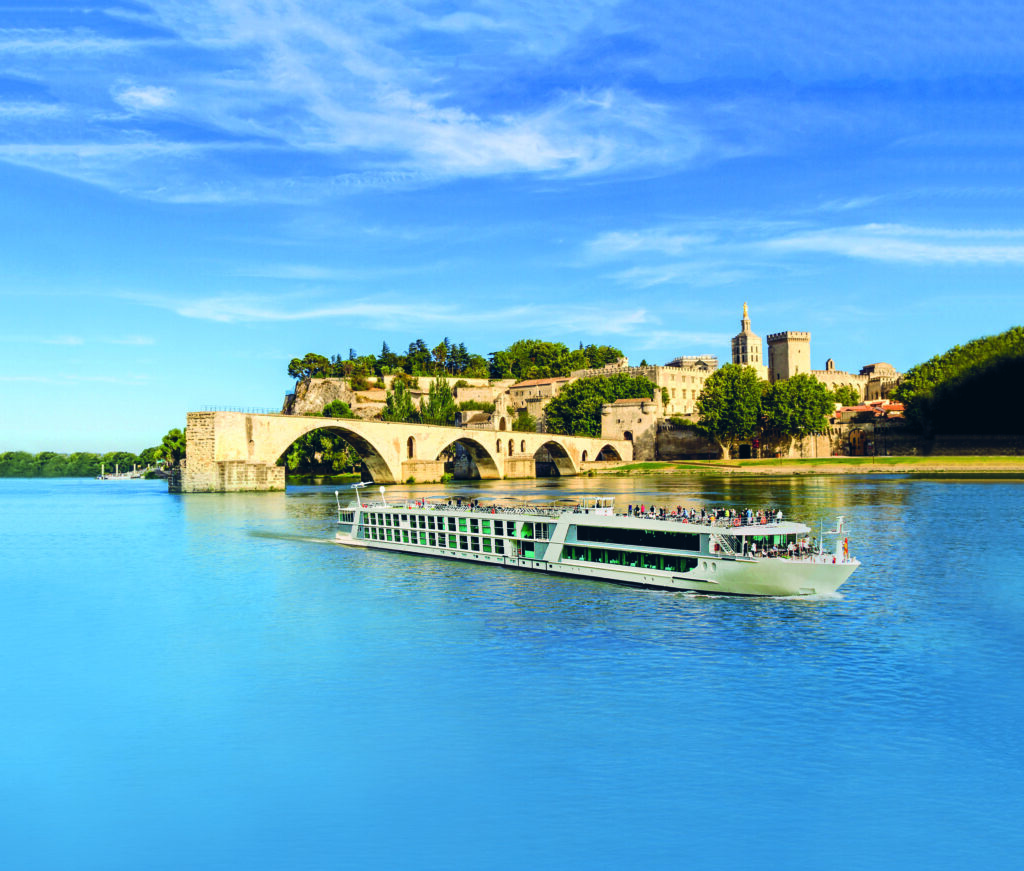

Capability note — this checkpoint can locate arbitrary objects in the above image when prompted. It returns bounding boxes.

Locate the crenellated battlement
[766,331,810,342]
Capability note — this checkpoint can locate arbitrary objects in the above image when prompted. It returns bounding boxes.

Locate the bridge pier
[169,412,288,493]
[401,459,446,483]
[170,460,285,493]
[503,456,535,479]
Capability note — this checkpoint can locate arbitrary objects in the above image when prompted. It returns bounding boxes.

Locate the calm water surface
[1,475,1022,870]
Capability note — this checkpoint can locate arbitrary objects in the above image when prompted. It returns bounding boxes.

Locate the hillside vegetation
[893,326,1024,434]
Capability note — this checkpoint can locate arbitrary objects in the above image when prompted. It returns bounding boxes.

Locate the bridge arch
[271,422,401,484]
[435,435,501,480]
[532,439,578,477]
[596,444,623,461]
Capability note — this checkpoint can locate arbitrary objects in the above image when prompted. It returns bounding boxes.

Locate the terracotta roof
[511,377,571,388]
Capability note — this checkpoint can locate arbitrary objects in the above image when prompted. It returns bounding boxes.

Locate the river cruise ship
[334,486,859,597]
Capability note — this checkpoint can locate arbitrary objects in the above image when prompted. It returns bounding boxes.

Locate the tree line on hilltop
[287,338,625,385]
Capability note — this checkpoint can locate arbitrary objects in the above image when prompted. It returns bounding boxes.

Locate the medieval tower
[766,330,811,382]
[731,302,768,379]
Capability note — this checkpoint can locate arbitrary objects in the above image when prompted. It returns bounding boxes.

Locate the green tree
[322,400,357,418]
[381,378,418,422]
[545,374,655,437]
[832,385,861,407]
[139,446,163,466]
[287,352,332,381]
[487,339,623,381]
[282,430,361,476]
[694,364,763,459]
[160,428,187,466]
[432,339,449,373]
[407,339,431,375]
[512,409,537,432]
[419,375,457,426]
[761,374,835,453]
[0,451,36,476]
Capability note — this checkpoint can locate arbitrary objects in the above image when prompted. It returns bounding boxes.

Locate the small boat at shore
[333,485,859,597]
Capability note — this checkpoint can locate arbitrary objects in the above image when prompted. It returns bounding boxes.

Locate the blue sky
[3,0,1024,451]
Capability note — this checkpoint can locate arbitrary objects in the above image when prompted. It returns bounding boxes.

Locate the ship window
[448,534,457,548]
[401,514,408,525]
[493,520,504,536]
[483,538,492,553]
[385,529,392,541]
[575,525,699,552]
[428,532,435,547]
[427,516,434,530]
[522,542,535,558]
[459,518,467,533]
[482,520,491,535]
[447,517,456,532]
[471,537,480,552]
[402,530,409,543]
[494,539,504,555]
[418,515,426,529]
[470,518,479,534]
[459,535,468,550]
[521,522,534,539]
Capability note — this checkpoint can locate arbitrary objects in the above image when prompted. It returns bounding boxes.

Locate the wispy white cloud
[114,84,176,112]
[0,101,64,118]
[763,224,1024,264]
[2,334,84,345]
[232,263,445,281]
[123,288,653,339]
[587,229,712,260]
[0,3,710,201]
[0,373,148,385]
[581,219,1024,291]
[0,31,150,55]
[2,334,154,346]
[105,335,155,346]
[608,263,753,288]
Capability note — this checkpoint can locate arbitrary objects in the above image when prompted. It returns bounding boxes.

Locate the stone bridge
[171,411,633,492]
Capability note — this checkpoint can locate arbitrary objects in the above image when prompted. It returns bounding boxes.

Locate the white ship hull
[334,496,858,598]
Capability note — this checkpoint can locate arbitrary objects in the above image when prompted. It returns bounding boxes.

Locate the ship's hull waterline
[334,494,859,598]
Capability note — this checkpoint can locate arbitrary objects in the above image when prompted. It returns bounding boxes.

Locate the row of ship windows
[363,512,548,540]
[562,545,699,573]
[360,525,509,555]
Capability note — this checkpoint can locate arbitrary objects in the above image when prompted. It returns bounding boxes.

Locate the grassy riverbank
[594,456,1024,478]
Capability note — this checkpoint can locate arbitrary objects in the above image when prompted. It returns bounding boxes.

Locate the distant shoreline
[591,456,1024,478]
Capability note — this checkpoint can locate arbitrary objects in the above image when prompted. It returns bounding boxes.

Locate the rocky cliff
[282,378,385,419]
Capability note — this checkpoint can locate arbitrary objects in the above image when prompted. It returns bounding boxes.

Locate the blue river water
[1,475,1023,870]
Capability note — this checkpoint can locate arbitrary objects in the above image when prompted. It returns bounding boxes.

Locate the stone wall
[929,434,1024,456]
[655,423,718,460]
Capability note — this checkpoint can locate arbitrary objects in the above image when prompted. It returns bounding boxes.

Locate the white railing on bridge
[201,405,286,415]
